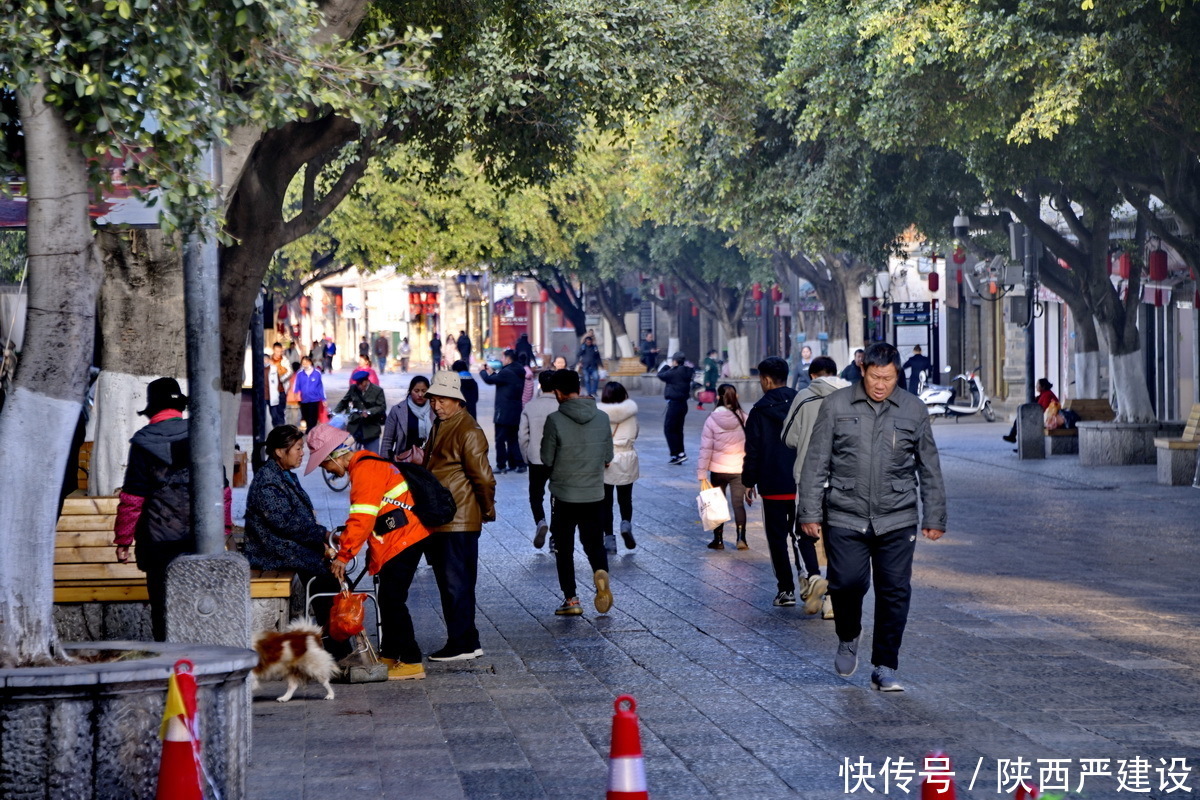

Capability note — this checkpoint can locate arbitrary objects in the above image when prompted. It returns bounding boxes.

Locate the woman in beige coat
[598,381,639,554]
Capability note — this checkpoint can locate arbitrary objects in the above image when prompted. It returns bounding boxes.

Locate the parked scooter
[918,366,996,422]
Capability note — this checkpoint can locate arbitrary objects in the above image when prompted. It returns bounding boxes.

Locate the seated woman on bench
[1002,378,1060,443]
[244,424,346,654]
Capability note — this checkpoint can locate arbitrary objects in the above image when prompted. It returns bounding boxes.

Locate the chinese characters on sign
[839,755,1193,794]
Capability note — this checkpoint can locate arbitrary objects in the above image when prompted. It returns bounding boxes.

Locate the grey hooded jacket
[541,397,613,503]
[781,375,850,484]
[797,381,946,534]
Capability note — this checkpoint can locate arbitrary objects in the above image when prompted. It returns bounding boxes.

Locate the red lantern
[1112,252,1131,279]
[539,289,550,303]
[691,302,699,317]
[751,283,764,301]
[658,282,666,299]
[952,246,966,265]
[754,300,762,316]
[928,272,939,293]
[770,285,783,302]
[1149,249,1168,282]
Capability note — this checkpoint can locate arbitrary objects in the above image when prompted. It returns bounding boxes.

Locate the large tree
[0,0,422,665]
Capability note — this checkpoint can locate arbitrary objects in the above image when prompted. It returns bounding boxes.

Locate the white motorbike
[918,366,996,422]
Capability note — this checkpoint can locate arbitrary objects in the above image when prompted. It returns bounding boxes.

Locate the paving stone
[245,376,1200,799]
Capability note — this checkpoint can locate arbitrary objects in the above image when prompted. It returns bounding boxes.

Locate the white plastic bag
[697,482,731,530]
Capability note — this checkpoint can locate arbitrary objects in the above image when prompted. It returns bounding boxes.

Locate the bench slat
[55,546,129,564]
[59,497,120,515]
[55,585,150,603]
[55,562,146,581]
[55,530,117,548]
[55,514,120,532]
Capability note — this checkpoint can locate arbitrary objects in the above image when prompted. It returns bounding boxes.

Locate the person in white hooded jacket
[696,383,749,550]
[781,356,849,617]
[598,381,639,553]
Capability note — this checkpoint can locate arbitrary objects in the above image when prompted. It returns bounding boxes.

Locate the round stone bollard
[0,641,255,800]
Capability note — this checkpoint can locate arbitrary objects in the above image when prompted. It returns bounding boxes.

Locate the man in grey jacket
[542,369,615,617]
[798,343,946,692]
[519,370,559,551]
[781,356,849,617]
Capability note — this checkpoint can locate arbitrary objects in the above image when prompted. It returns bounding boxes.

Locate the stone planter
[1078,421,1185,466]
[0,641,255,800]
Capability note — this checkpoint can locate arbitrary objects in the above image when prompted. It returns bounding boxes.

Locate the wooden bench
[1154,403,1200,485]
[54,495,295,638]
[1045,398,1114,455]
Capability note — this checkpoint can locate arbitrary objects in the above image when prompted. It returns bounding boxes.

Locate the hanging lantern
[751,283,764,301]
[770,285,783,302]
[539,289,550,303]
[691,301,699,317]
[1111,252,1131,279]
[1149,249,1168,282]
[952,246,966,265]
[754,300,762,316]
[335,294,344,313]
[658,282,666,299]
[277,305,288,322]
[928,272,939,293]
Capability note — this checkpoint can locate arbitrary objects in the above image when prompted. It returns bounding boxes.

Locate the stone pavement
[241,367,1200,799]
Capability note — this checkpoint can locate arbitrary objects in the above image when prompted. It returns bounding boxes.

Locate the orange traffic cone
[155,659,203,800]
[920,751,956,800]
[607,695,649,800]
[1014,786,1040,799]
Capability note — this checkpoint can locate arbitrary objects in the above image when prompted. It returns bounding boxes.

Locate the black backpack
[361,455,457,528]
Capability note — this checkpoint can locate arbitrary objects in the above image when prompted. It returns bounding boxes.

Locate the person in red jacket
[306,423,431,680]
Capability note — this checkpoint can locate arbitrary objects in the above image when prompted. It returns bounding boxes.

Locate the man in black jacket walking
[480,349,527,473]
[657,351,692,464]
[741,357,802,608]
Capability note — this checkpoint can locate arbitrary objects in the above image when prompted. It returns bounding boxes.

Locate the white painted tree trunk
[667,337,680,360]
[0,79,104,665]
[615,333,634,359]
[1107,349,1156,423]
[826,338,850,374]
[1074,351,1102,400]
[842,281,865,354]
[91,371,179,495]
[724,335,751,378]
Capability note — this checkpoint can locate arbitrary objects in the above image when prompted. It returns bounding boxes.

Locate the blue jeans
[583,367,600,397]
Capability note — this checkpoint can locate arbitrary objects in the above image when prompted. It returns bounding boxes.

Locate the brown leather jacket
[426,408,496,532]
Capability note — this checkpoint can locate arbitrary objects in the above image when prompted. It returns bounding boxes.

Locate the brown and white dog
[250,620,339,702]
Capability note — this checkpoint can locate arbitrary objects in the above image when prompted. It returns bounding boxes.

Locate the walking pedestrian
[380,375,432,462]
[519,370,558,551]
[598,381,639,553]
[451,360,480,420]
[335,370,387,453]
[698,350,720,410]
[696,383,748,550]
[658,352,692,464]
[374,333,390,374]
[307,424,432,680]
[456,330,472,364]
[479,349,527,474]
[266,342,291,428]
[791,344,814,392]
[294,356,325,432]
[542,369,614,617]
[430,333,442,374]
[798,342,947,692]
[741,357,802,607]
[518,352,536,407]
[514,332,535,366]
[576,334,603,397]
[112,378,232,641]
[781,356,849,617]
[424,371,496,661]
[901,346,931,394]
[840,349,864,384]
[321,335,336,373]
[349,355,379,386]
[399,337,411,373]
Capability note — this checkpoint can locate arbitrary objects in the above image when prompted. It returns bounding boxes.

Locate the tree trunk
[724,336,751,379]
[594,278,634,357]
[91,231,188,495]
[0,79,104,666]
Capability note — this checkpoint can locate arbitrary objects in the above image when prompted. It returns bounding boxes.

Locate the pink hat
[304,424,355,475]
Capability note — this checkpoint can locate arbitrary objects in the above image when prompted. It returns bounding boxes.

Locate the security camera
[953,214,970,240]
